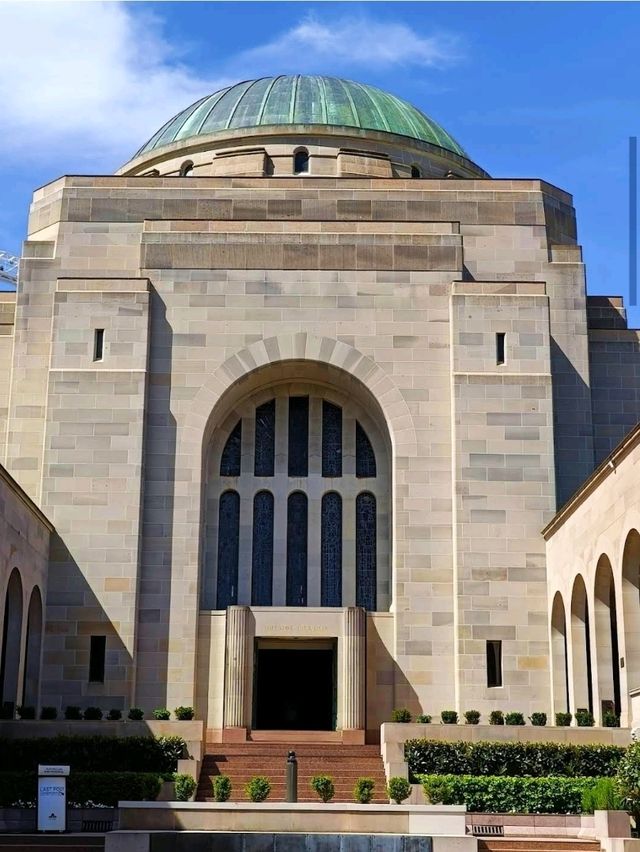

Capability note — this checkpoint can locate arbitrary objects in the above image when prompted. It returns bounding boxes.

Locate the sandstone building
[0,75,638,738]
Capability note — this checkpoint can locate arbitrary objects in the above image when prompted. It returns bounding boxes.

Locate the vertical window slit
[89,635,106,683]
[94,329,104,362]
[288,397,309,477]
[286,492,308,606]
[356,492,377,611]
[496,332,506,366]
[217,490,240,609]
[486,640,503,687]
[321,492,342,607]
[252,491,274,606]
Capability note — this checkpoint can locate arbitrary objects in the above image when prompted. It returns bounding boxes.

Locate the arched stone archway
[570,574,593,714]
[622,530,640,715]
[22,587,43,709]
[594,555,621,721]
[0,569,24,711]
[551,591,569,714]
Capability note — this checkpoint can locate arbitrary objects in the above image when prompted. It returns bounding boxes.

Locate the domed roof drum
[135,75,467,159]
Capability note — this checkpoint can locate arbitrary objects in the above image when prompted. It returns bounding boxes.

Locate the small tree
[311,775,335,802]
[354,777,375,804]
[212,775,232,802]
[387,777,411,805]
[174,774,196,801]
[245,776,271,802]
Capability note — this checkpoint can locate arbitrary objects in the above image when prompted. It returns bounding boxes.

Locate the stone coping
[119,802,465,813]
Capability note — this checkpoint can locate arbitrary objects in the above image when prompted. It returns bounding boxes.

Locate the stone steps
[478,841,601,852]
[198,741,388,803]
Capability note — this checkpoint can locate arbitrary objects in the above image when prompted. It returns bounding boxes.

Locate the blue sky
[0,1,638,320]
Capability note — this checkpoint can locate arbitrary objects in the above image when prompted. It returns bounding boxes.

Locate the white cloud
[234,14,461,75]
[0,2,223,169]
[0,3,461,172]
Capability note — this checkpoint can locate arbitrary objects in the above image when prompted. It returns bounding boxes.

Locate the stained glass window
[321,492,342,606]
[220,420,242,476]
[356,492,376,611]
[286,491,308,606]
[288,397,309,477]
[254,400,275,477]
[356,422,376,478]
[322,401,342,477]
[217,490,240,609]
[252,491,274,606]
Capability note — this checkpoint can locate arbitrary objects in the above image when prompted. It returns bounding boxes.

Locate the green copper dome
[135,75,467,158]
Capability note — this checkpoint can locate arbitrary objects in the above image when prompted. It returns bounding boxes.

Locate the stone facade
[1,79,637,737]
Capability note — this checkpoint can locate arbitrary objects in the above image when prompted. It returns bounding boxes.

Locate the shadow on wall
[367,619,421,739]
[41,534,133,714]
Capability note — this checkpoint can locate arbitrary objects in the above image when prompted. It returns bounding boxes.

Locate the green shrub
[174,774,196,801]
[106,709,122,721]
[576,709,595,727]
[441,710,458,724]
[616,741,640,819]
[556,712,572,726]
[153,708,171,721]
[420,774,604,814]
[464,710,481,725]
[0,703,14,720]
[0,771,162,807]
[354,777,375,804]
[404,739,625,780]
[16,706,35,720]
[83,707,103,720]
[245,776,271,802]
[505,712,525,726]
[40,706,57,720]
[387,776,411,804]
[489,710,504,725]
[581,778,623,813]
[0,734,186,773]
[212,775,232,802]
[603,711,620,728]
[174,706,194,721]
[529,713,547,727]
[391,708,412,723]
[128,708,144,720]
[416,714,432,724]
[64,706,82,720]
[310,775,335,802]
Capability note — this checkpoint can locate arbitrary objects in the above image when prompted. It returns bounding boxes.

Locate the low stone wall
[381,723,632,780]
[107,832,438,852]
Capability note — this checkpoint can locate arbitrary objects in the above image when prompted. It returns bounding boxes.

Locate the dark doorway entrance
[253,641,336,730]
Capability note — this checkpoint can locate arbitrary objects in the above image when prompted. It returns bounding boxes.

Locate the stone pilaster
[342,606,366,734]
[223,606,249,732]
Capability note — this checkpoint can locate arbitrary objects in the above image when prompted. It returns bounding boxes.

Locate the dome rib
[134,75,468,159]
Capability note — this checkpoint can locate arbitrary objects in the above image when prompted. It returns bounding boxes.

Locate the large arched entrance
[570,574,593,714]
[594,555,621,720]
[0,569,24,712]
[622,530,640,717]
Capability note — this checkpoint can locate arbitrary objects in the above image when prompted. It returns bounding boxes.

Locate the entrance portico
[209,606,367,743]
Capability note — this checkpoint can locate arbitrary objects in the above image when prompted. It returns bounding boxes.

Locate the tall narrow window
[356,422,376,478]
[322,401,342,477]
[254,400,275,476]
[217,490,240,609]
[411,165,421,178]
[294,149,309,174]
[288,397,309,477]
[321,492,342,606]
[252,491,274,606]
[286,492,308,606]
[486,640,503,687]
[93,329,104,362]
[356,492,377,611]
[496,332,506,366]
[220,421,242,476]
[89,635,106,683]
[179,160,194,176]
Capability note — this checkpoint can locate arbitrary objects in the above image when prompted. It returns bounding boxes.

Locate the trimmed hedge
[0,771,162,807]
[420,774,603,814]
[405,739,625,781]
[0,735,186,774]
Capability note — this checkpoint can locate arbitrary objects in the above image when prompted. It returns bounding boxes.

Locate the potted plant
[83,706,103,720]
[128,707,144,720]
[311,775,335,802]
[576,708,595,727]
[391,708,412,723]
[464,710,480,725]
[212,775,232,802]
[153,707,171,721]
[489,710,504,725]
[106,709,122,720]
[441,710,458,724]
[505,712,525,726]
[174,774,197,802]
[387,777,411,804]
[529,712,547,726]
[555,711,572,726]
[245,776,271,802]
[174,706,195,721]
[354,777,375,804]
[416,714,432,724]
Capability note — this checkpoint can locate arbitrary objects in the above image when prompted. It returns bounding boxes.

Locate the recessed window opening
[93,329,104,362]
[89,635,106,683]
[179,160,194,177]
[411,165,421,178]
[294,149,309,175]
[496,332,506,366]
[486,640,502,687]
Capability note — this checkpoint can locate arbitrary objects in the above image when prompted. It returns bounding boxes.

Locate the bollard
[285,750,298,802]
